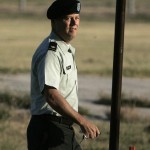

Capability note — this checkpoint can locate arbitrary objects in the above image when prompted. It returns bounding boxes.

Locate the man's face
[53,14,80,43]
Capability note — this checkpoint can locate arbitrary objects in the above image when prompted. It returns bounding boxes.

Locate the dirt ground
[0,73,150,119]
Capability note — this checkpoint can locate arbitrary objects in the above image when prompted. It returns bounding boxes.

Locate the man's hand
[79,118,100,139]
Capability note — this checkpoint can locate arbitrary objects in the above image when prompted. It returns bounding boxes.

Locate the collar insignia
[48,41,57,52]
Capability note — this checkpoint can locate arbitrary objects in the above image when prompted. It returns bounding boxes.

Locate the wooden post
[109,0,126,150]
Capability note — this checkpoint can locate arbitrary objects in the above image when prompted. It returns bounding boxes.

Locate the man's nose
[70,18,76,25]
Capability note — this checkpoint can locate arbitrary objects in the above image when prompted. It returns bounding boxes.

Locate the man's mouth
[70,28,77,31]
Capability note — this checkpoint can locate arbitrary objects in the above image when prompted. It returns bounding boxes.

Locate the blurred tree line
[0,0,149,21]
[18,0,136,15]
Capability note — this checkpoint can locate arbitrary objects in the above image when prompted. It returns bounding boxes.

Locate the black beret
[47,0,81,20]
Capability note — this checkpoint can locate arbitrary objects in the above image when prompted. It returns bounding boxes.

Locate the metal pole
[109,0,126,150]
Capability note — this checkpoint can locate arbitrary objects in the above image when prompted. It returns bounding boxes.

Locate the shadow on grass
[0,92,30,109]
[93,95,150,108]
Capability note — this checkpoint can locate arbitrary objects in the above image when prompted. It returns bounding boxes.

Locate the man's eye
[64,17,71,21]
[75,17,80,20]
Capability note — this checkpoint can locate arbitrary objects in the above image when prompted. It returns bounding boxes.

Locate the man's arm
[44,85,100,139]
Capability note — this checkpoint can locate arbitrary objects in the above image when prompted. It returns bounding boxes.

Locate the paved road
[0,74,150,119]
[78,75,150,119]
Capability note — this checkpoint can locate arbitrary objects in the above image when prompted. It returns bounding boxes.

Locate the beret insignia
[77,3,81,12]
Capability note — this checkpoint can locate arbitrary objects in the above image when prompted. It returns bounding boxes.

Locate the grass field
[0,18,150,77]
[0,0,150,77]
[1,113,150,150]
[0,92,150,150]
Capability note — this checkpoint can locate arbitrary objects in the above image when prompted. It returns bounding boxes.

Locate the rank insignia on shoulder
[48,41,57,52]
[66,65,71,70]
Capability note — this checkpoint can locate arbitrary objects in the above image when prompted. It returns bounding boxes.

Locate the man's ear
[51,19,57,30]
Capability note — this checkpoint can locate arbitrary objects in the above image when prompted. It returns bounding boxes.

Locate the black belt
[32,114,73,126]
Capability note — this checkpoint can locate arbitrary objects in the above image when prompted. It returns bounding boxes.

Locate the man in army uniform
[27,0,100,149]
